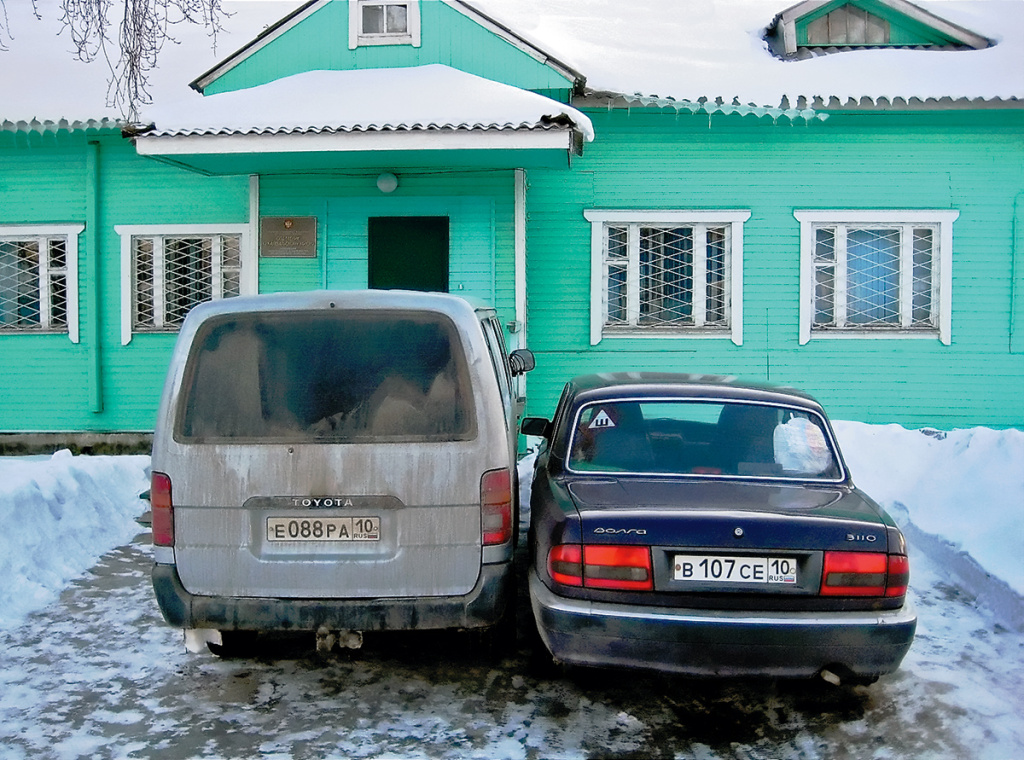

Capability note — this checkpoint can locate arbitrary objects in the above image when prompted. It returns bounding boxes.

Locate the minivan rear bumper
[530,570,916,679]
[153,561,513,632]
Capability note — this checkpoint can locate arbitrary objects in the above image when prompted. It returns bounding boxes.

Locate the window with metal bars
[603,223,731,329]
[586,211,749,346]
[0,226,81,340]
[131,233,243,332]
[796,211,957,345]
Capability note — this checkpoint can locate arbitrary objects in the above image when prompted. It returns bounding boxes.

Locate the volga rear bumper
[529,571,916,679]
[152,561,513,632]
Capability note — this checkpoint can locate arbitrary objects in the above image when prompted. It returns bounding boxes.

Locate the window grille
[132,234,243,331]
[0,235,71,333]
[795,210,956,344]
[602,223,732,330]
[812,224,937,330]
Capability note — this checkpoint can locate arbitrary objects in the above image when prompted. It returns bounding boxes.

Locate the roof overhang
[134,128,583,174]
[134,65,592,174]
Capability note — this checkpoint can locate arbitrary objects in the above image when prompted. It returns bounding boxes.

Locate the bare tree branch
[1,0,228,122]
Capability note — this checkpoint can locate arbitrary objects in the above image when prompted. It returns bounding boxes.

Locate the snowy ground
[0,424,1022,759]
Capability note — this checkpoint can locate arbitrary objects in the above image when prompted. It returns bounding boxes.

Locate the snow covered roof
[139,65,595,142]
[469,0,1024,108]
[1,0,1020,130]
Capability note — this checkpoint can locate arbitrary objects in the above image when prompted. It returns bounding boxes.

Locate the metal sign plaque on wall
[260,217,317,258]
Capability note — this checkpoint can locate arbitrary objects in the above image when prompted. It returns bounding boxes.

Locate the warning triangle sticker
[589,410,616,430]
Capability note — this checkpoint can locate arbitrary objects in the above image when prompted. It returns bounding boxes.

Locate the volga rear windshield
[567,399,842,481]
[177,310,476,443]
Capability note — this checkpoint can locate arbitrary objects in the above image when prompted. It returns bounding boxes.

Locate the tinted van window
[178,310,474,442]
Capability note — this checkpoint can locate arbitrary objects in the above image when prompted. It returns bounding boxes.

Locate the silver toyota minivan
[149,290,534,656]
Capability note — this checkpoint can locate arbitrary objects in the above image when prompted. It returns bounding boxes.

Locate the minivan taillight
[151,472,174,547]
[547,544,653,591]
[821,551,909,597]
[481,468,512,546]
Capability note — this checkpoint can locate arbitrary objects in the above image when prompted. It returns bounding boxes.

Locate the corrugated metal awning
[133,65,593,173]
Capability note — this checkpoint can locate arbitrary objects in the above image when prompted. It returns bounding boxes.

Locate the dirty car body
[524,373,916,682]
[150,290,532,654]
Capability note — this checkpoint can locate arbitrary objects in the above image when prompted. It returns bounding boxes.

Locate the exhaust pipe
[315,626,364,653]
[820,668,842,686]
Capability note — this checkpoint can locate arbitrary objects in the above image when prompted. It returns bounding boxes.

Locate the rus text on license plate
[266,516,381,542]
[673,555,797,584]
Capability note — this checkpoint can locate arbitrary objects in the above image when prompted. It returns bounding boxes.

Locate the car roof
[565,372,826,413]
[182,289,493,325]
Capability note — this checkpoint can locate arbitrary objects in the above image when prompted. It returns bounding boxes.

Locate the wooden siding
[204,1,572,98]
[0,133,251,433]
[257,171,517,317]
[797,0,966,47]
[522,109,1024,429]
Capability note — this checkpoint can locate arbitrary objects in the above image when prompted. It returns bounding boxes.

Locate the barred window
[0,226,82,341]
[796,211,957,345]
[585,211,749,346]
[118,226,250,343]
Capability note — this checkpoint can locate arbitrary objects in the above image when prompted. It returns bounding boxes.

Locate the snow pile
[0,451,150,631]
[834,422,1024,596]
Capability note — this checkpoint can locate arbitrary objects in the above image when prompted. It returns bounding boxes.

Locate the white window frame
[349,0,421,49]
[795,210,958,346]
[117,224,254,345]
[585,210,749,346]
[0,224,83,343]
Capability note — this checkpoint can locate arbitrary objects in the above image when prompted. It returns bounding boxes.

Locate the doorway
[368,216,450,292]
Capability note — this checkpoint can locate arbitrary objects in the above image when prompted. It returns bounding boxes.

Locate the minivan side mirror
[521,416,552,439]
[508,348,536,376]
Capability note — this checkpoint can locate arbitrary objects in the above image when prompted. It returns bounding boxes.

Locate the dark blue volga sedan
[522,373,916,685]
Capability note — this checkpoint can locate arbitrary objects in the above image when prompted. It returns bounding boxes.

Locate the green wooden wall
[204,0,573,100]
[256,170,517,316]
[2,106,1022,433]
[0,141,519,432]
[0,131,251,433]
[522,108,1024,429]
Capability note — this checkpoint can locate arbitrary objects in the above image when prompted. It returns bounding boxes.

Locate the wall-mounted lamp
[376,172,399,193]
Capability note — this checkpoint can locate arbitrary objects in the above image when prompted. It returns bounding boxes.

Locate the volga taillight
[821,551,909,597]
[151,471,174,547]
[548,544,653,591]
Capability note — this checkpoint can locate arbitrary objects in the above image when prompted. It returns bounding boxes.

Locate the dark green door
[368,216,449,292]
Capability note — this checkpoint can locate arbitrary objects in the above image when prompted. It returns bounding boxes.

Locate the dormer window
[805,5,889,46]
[770,0,990,59]
[350,0,421,48]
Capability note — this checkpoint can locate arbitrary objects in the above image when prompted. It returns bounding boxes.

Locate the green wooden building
[2,0,1022,437]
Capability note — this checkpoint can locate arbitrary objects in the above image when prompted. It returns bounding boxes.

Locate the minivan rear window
[178,310,475,442]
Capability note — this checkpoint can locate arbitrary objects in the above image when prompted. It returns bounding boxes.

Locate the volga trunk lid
[568,478,891,552]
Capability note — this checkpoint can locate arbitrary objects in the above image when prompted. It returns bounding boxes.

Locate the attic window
[350,0,421,48]
[806,5,889,45]
[772,0,992,58]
